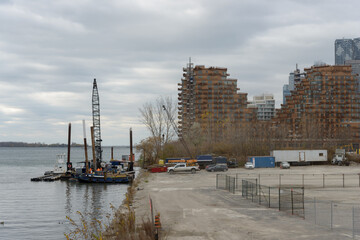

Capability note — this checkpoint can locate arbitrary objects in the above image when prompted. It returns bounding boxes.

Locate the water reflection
[64,180,125,227]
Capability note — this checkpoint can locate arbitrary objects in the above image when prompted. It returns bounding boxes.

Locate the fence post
[216,174,218,189]
[232,177,235,194]
[302,174,304,188]
[252,182,254,202]
[256,178,258,196]
[279,188,281,211]
[323,174,325,188]
[259,184,261,204]
[291,188,294,215]
[279,174,282,188]
[228,176,230,191]
[236,173,238,191]
[246,180,248,199]
[259,174,261,187]
[331,201,333,230]
[353,206,355,239]
[269,187,271,208]
[314,198,317,225]
[302,187,305,219]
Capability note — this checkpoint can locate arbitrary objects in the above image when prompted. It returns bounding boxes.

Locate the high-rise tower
[178,63,256,137]
[335,38,360,65]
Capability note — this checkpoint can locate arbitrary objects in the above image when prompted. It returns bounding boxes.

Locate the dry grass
[65,170,157,240]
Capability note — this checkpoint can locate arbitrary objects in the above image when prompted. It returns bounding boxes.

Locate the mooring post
[130,128,133,162]
[83,120,89,174]
[66,123,72,171]
[90,126,96,170]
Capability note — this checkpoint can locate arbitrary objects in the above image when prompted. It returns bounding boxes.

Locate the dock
[31,173,63,182]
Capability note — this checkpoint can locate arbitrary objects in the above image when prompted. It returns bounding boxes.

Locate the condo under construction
[178,61,360,148]
[177,61,256,137]
[274,65,360,145]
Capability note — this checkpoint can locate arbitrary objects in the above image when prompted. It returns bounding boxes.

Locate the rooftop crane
[162,105,193,159]
[92,78,102,167]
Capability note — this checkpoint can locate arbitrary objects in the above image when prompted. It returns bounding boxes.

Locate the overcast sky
[1,0,360,146]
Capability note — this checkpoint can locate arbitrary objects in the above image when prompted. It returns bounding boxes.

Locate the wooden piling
[83,120,89,174]
[91,126,96,170]
[67,123,72,171]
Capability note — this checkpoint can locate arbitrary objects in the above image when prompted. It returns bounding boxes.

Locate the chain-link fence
[217,173,360,238]
[304,199,360,238]
[216,174,235,194]
[235,173,360,189]
[241,179,305,218]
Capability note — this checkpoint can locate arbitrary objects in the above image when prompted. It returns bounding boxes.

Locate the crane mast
[92,78,102,166]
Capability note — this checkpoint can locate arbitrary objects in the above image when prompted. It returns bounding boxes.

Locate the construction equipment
[162,105,193,159]
[332,149,349,166]
[92,78,102,168]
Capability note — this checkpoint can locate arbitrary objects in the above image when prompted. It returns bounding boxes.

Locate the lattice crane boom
[92,78,102,166]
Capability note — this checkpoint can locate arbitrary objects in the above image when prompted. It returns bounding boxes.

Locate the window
[319,153,323,157]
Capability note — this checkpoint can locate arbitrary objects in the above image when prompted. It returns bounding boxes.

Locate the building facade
[335,38,360,65]
[275,65,360,141]
[283,66,305,105]
[248,94,275,121]
[178,63,256,136]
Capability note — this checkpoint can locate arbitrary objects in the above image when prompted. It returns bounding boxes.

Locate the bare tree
[139,96,176,160]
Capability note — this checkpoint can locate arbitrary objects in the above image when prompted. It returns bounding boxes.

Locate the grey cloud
[1,0,360,144]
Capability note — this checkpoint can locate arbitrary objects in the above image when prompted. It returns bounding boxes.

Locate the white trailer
[270,150,327,163]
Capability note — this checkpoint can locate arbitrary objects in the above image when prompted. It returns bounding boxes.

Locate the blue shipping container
[248,156,275,168]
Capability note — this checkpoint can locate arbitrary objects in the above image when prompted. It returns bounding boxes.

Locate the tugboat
[31,154,66,182]
[44,154,67,175]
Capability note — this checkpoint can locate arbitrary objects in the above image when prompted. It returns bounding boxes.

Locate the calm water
[0,147,137,240]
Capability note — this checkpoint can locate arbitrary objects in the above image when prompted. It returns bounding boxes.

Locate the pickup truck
[167,163,200,174]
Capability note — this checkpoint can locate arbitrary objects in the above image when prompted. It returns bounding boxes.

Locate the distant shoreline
[0,142,131,148]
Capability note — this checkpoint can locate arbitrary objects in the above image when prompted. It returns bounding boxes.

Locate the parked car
[244,162,254,169]
[167,163,200,174]
[206,164,228,172]
[280,161,290,169]
[227,159,238,168]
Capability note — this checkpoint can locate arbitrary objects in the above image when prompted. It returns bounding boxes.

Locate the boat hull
[76,173,130,183]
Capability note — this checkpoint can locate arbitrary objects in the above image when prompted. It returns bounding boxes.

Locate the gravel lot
[132,165,360,239]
